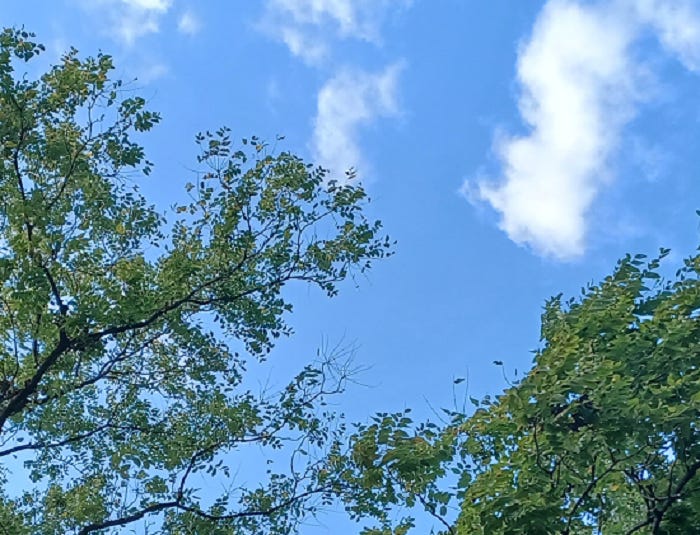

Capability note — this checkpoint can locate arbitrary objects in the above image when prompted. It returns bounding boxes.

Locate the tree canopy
[2,26,699,535]
[0,28,392,534]
[345,248,700,534]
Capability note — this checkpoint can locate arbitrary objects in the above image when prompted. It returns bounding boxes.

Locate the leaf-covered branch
[0,28,393,535]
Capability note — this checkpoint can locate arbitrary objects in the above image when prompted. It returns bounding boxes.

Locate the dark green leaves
[346,247,700,534]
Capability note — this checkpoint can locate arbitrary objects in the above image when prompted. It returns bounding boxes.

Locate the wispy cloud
[633,0,700,71]
[277,26,327,64]
[468,0,700,260]
[311,64,403,179]
[136,61,169,83]
[177,10,201,36]
[260,0,409,64]
[80,0,173,45]
[258,0,409,181]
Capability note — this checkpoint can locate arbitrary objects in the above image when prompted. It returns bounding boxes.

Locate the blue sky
[2,0,700,532]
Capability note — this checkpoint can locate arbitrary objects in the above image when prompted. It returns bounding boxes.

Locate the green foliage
[453,249,700,534]
[0,28,392,534]
[348,247,700,534]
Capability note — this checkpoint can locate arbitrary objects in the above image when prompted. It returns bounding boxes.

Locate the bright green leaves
[0,29,392,535]
[159,127,390,357]
[336,411,459,532]
[42,478,109,533]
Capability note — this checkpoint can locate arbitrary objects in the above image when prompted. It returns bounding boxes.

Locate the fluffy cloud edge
[467,0,700,260]
[311,63,404,181]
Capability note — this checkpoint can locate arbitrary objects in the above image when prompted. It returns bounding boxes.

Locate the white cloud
[469,0,700,260]
[80,0,173,45]
[258,1,409,183]
[124,0,169,9]
[177,10,202,36]
[633,0,700,71]
[312,64,402,179]
[137,61,169,83]
[268,0,382,40]
[260,0,410,64]
[279,26,328,63]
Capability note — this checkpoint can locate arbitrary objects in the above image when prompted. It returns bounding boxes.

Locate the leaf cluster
[0,28,392,534]
[347,248,700,535]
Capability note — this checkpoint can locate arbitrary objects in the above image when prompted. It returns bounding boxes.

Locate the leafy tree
[0,28,392,534]
[346,246,700,534]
